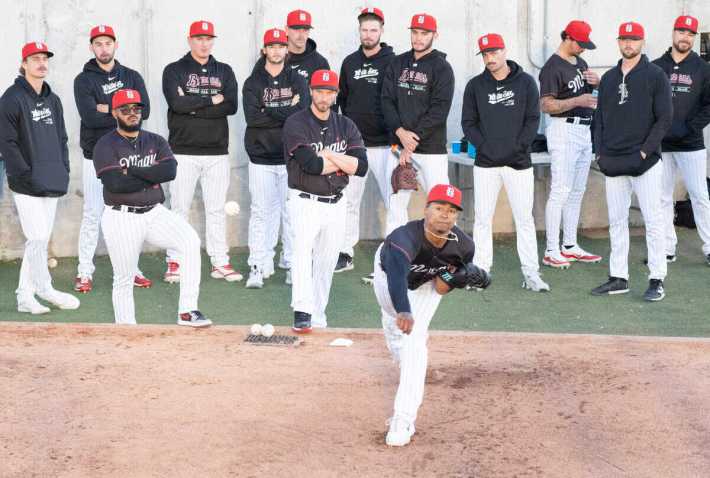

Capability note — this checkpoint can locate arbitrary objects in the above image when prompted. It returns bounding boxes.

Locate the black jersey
[539,53,594,119]
[380,219,475,313]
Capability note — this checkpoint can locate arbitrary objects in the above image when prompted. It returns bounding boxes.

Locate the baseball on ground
[262,323,275,338]
[250,323,263,336]
[224,201,240,216]
[48,258,58,268]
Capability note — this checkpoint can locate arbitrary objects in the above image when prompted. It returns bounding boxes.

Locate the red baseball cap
[359,7,385,23]
[112,89,144,110]
[674,15,699,34]
[263,28,288,47]
[618,22,645,40]
[427,184,463,210]
[90,25,116,42]
[410,13,437,32]
[564,20,596,50]
[310,70,339,91]
[22,41,53,61]
[478,33,505,54]
[287,9,312,29]
[189,20,216,37]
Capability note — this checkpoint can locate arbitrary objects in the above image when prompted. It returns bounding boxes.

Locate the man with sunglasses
[74,25,152,293]
[93,89,209,327]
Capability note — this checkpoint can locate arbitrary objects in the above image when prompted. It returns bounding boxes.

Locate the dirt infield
[2,324,709,478]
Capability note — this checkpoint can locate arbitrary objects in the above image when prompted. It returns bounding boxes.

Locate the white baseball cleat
[278,251,288,270]
[37,290,81,310]
[561,245,602,263]
[245,266,264,289]
[285,269,292,285]
[386,417,415,447]
[17,295,51,315]
[211,264,243,282]
[522,273,551,292]
[361,273,375,285]
[164,261,180,283]
[542,251,571,269]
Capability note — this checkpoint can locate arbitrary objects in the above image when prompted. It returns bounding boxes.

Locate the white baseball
[224,201,240,216]
[47,258,58,268]
[262,323,275,338]
[250,323,263,336]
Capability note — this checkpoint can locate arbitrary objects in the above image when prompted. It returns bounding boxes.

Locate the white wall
[1,0,708,260]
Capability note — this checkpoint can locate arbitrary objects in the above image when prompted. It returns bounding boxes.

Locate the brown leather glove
[391,163,418,194]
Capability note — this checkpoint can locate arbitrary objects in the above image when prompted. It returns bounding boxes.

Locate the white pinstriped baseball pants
[102,204,201,324]
[247,162,292,271]
[605,162,666,281]
[373,244,442,424]
[544,118,593,252]
[473,165,540,276]
[13,193,58,299]
[167,154,230,267]
[660,150,710,256]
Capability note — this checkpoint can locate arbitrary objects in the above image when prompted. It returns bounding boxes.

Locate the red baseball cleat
[74,276,93,293]
[133,275,153,288]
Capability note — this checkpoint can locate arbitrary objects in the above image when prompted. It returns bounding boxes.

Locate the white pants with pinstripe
[373,243,442,424]
[167,154,230,267]
[473,166,540,276]
[247,162,292,271]
[13,193,58,299]
[289,189,346,327]
[605,161,666,281]
[544,118,593,252]
[102,204,201,324]
[661,150,710,256]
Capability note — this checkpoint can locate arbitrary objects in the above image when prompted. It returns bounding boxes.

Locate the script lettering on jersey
[670,72,693,94]
[185,74,222,95]
[309,138,348,154]
[262,86,294,107]
[102,79,125,95]
[409,264,448,275]
[119,151,157,169]
[567,69,585,93]
[488,89,515,106]
[354,66,379,84]
[31,107,53,124]
[397,68,429,92]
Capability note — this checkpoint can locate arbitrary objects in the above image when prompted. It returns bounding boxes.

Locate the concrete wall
[1,0,709,260]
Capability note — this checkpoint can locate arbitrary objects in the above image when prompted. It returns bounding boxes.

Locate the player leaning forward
[374,184,490,446]
[282,70,368,333]
[94,89,209,327]
[0,42,80,314]
[592,22,672,301]
[162,20,240,283]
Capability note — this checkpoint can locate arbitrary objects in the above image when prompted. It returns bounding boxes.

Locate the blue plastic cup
[451,141,462,154]
[468,145,476,159]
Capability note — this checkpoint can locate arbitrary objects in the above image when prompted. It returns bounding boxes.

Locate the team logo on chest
[119,150,157,168]
[263,86,294,106]
[568,68,585,93]
[31,106,53,124]
[618,82,629,105]
[102,79,124,95]
[488,89,515,106]
[354,64,379,83]
[397,68,428,91]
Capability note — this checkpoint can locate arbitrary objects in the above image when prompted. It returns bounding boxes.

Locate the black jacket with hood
[381,49,455,154]
[74,59,150,159]
[594,55,672,177]
[652,49,710,152]
[162,53,238,155]
[0,76,69,197]
[242,57,310,165]
[337,43,395,147]
[461,60,540,169]
[286,38,330,82]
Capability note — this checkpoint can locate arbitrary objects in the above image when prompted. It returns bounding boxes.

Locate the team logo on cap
[273,29,280,37]
[202,22,209,30]
[99,25,105,32]
[417,15,425,24]
[446,186,455,197]
[300,12,306,20]
[126,91,134,99]
[322,72,330,81]
[625,23,633,32]
[367,7,374,13]
[482,36,489,45]
[36,42,43,49]
[686,17,692,26]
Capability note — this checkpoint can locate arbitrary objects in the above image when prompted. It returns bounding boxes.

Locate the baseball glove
[391,163,418,194]
[438,263,491,290]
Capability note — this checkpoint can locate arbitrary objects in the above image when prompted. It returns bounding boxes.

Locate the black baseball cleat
[334,253,354,273]
[706,254,710,267]
[643,255,676,265]
[591,277,629,296]
[643,279,665,302]
[177,310,212,328]
[292,311,312,334]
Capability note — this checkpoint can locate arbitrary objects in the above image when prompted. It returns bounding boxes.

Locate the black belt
[298,192,343,204]
[565,116,592,126]
[111,204,156,214]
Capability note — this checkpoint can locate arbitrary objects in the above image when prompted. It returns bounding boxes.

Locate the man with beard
[0,42,80,314]
[381,13,455,237]
[335,7,396,276]
[74,25,152,293]
[162,20,240,284]
[282,70,368,333]
[461,34,549,292]
[285,9,330,82]
[653,15,710,267]
[242,28,309,288]
[93,89,209,327]
[592,22,672,301]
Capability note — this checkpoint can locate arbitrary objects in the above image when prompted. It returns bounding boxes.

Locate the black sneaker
[643,279,665,302]
[292,311,312,334]
[591,277,629,296]
[177,310,212,328]
[334,253,354,273]
[643,255,676,265]
[706,254,710,267]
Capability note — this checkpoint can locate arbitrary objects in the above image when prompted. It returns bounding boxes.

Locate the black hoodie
[0,77,69,197]
[594,55,672,177]
[338,43,395,147]
[652,49,710,152]
[74,59,150,159]
[162,53,238,155]
[286,38,330,82]
[381,49,454,154]
[242,57,310,165]
[461,60,540,169]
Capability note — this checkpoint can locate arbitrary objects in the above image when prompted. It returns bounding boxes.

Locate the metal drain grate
[244,334,302,346]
